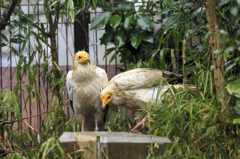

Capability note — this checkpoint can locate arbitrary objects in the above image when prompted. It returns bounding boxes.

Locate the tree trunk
[205,0,228,106]
[50,33,61,101]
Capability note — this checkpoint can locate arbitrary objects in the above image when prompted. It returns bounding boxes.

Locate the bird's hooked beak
[101,97,108,111]
[102,102,108,110]
[102,105,106,111]
[87,59,90,63]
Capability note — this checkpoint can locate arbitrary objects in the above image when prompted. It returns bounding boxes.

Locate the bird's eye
[107,96,110,99]
[79,56,81,59]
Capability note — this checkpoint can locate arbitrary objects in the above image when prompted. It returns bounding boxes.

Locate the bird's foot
[94,127,99,132]
[130,117,146,134]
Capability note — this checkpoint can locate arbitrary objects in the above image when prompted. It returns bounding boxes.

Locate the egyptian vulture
[66,51,108,132]
[100,68,184,133]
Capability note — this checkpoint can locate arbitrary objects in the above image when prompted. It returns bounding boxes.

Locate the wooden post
[59,132,172,159]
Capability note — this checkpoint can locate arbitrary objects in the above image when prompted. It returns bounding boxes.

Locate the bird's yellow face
[101,94,112,110]
[77,52,90,64]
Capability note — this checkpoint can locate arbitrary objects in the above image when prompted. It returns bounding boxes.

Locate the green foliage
[1,0,240,158]
[90,1,154,65]
[227,79,240,98]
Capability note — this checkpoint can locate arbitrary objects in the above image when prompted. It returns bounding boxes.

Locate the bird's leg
[94,119,99,132]
[130,117,146,134]
[81,121,85,132]
[76,114,85,132]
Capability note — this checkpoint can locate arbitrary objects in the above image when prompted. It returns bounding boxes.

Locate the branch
[53,2,60,32]
[22,16,53,37]
[0,0,18,31]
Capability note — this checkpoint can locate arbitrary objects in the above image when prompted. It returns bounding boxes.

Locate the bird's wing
[110,68,182,90]
[95,66,108,88]
[66,70,73,100]
[66,70,74,111]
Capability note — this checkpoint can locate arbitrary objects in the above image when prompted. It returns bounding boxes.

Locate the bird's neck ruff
[72,62,97,82]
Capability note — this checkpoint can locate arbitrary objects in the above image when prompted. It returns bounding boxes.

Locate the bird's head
[75,51,90,64]
[100,93,112,110]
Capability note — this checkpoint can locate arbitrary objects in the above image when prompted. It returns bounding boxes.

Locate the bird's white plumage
[66,51,108,131]
[101,68,184,110]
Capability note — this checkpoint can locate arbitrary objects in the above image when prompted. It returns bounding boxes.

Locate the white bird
[100,68,185,133]
[66,51,108,132]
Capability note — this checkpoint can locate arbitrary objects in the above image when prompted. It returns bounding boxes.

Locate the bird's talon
[95,127,99,131]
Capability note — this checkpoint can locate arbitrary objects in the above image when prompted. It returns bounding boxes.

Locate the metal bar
[18,15,23,139]
[10,17,12,124]
[95,10,98,66]
[28,1,32,130]
[66,23,70,117]
[37,1,41,132]
[46,23,49,114]
[0,6,3,142]
[105,46,107,74]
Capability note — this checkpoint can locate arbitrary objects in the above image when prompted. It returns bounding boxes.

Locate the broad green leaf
[98,2,114,11]
[136,14,153,31]
[130,32,142,49]
[234,100,240,115]
[227,79,240,98]
[140,31,154,43]
[110,15,121,29]
[114,31,127,48]
[117,2,134,11]
[124,15,133,29]
[90,12,112,30]
[233,118,240,124]
[230,6,238,16]
[100,29,114,45]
